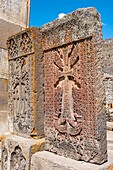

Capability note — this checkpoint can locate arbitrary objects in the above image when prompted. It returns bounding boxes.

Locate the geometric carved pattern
[7,32,33,59]
[20,32,33,54]
[7,38,18,58]
[10,146,26,170]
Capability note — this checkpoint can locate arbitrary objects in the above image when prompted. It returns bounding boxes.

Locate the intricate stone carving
[2,147,8,170]
[44,34,107,164]
[9,56,33,135]
[20,32,33,54]
[54,44,82,136]
[10,146,26,170]
[8,28,44,138]
[7,38,18,58]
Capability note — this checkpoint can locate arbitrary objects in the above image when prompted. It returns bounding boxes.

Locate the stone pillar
[42,7,107,164]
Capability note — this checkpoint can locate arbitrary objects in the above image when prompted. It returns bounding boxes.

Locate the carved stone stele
[1,134,44,170]
[7,27,44,138]
[42,8,107,164]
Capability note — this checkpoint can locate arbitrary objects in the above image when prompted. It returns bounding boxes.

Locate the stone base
[31,150,113,170]
[1,134,44,170]
[31,131,113,170]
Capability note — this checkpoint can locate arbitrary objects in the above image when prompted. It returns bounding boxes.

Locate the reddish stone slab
[42,8,107,164]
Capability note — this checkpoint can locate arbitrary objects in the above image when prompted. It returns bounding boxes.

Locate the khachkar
[42,8,107,164]
[1,28,45,170]
[7,28,44,136]
[7,27,44,138]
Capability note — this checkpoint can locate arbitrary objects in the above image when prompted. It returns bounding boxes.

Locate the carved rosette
[20,32,33,54]
[7,38,18,59]
[7,31,33,59]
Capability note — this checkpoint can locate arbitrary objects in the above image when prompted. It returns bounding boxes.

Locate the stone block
[42,8,107,164]
[1,134,44,170]
[7,27,44,138]
[0,0,30,28]
[31,150,113,170]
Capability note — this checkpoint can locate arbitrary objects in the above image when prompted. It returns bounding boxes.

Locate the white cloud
[102,22,107,26]
[58,13,66,19]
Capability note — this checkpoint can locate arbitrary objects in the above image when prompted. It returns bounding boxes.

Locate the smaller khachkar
[7,28,44,138]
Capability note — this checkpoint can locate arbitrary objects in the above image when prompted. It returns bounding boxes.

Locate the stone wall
[0,0,30,28]
[42,7,107,164]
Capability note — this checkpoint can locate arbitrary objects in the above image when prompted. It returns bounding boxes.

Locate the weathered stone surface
[42,7,107,164]
[1,134,44,170]
[0,49,8,79]
[102,39,113,122]
[0,49,8,134]
[0,78,8,134]
[31,149,113,170]
[41,7,102,51]
[0,48,8,134]
[0,0,30,28]
[107,122,113,131]
[7,28,44,138]
[0,19,22,49]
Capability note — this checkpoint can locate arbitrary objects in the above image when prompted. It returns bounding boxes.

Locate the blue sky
[30,0,113,39]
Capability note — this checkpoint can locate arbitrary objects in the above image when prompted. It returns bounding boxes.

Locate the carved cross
[13,58,27,118]
[54,44,82,136]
